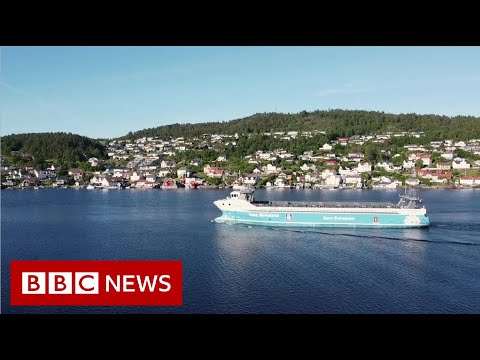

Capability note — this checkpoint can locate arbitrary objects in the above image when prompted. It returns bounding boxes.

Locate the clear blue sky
[2,46,480,139]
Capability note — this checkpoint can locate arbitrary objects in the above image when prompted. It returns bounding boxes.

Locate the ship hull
[214,210,430,228]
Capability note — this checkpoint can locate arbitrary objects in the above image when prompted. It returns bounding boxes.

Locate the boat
[86,185,95,190]
[213,188,430,228]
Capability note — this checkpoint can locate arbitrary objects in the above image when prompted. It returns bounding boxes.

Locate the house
[161,160,176,168]
[243,176,259,186]
[406,178,420,186]
[145,174,157,183]
[326,159,340,166]
[321,169,337,179]
[130,171,143,182]
[354,162,372,173]
[264,164,281,174]
[321,143,333,151]
[207,168,225,179]
[21,177,38,187]
[338,138,349,146]
[325,175,341,187]
[419,154,432,166]
[158,168,171,177]
[55,177,69,186]
[190,159,202,167]
[459,176,480,186]
[402,160,416,169]
[216,156,227,162]
[376,161,395,172]
[33,170,48,180]
[440,151,455,160]
[161,178,178,189]
[88,157,99,166]
[452,158,470,170]
[436,162,452,170]
[177,167,191,178]
[344,175,363,187]
[68,168,85,181]
[274,177,287,188]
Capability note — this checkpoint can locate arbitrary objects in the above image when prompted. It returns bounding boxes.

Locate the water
[2,187,480,314]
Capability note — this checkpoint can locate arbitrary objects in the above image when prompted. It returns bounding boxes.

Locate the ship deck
[252,200,400,209]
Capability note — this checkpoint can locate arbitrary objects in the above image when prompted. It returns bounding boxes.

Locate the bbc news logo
[11,260,182,306]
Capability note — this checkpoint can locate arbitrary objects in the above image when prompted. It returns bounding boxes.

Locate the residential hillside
[119,110,480,141]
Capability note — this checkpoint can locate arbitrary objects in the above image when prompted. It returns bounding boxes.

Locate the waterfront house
[33,170,48,180]
[325,175,341,187]
[21,177,37,187]
[68,168,85,181]
[343,175,363,187]
[406,178,420,186]
[459,176,480,186]
[243,176,260,186]
[161,178,178,189]
[177,167,191,178]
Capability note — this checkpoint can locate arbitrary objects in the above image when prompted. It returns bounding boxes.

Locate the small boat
[86,185,95,190]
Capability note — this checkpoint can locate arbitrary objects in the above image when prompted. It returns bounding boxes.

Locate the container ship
[213,189,430,228]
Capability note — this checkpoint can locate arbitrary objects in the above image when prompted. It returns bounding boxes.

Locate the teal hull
[214,210,430,229]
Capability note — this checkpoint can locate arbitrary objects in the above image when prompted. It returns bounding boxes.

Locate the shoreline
[2,185,479,191]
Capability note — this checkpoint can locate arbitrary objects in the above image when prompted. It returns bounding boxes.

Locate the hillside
[1,132,108,167]
[120,109,480,141]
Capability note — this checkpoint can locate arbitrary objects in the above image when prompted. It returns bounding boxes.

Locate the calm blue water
[2,188,480,314]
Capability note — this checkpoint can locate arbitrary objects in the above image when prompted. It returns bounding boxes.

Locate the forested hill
[1,132,108,167]
[120,110,480,141]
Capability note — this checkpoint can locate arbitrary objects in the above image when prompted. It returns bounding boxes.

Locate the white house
[264,164,281,174]
[321,169,337,179]
[243,176,259,186]
[440,152,455,160]
[419,154,432,166]
[436,162,452,170]
[452,158,470,170]
[343,175,363,187]
[376,161,395,172]
[325,175,341,187]
[274,177,287,188]
[88,157,99,166]
[354,162,372,173]
[406,178,420,186]
[177,167,191,178]
[130,171,143,182]
[458,176,480,186]
[158,168,171,177]
[402,160,416,169]
[145,174,157,183]
[321,143,333,151]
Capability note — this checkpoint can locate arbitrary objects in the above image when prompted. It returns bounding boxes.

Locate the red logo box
[10,260,182,306]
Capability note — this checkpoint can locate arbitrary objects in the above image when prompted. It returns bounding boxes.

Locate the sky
[1,46,480,139]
